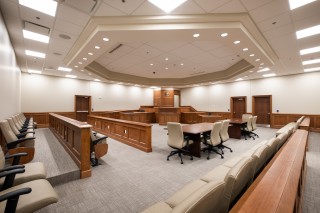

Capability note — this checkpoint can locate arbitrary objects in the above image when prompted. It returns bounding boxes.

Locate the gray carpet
[33,125,319,213]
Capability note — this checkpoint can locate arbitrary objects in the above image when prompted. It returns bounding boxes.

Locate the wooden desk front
[228,119,246,139]
[182,123,213,157]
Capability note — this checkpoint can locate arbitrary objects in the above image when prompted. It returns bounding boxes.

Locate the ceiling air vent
[24,21,50,35]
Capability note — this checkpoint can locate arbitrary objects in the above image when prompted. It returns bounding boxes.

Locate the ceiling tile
[240,0,273,11]
[212,0,247,13]
[257,12,292,32]
[56,4,91,27]
[170,44,207,58]
[102,0,146,15]
[263,23,295,40]
[249,0,290,23]
[94,2,126,16]
[194,0,232,13]
[53,18,83,36]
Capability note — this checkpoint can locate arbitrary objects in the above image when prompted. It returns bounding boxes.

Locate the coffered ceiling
[0,0,319,87]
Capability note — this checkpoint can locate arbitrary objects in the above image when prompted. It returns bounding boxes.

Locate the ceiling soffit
[64,13,278,86]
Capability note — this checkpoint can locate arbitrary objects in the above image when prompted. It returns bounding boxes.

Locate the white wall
[0,12,21,120]
[181,72,320,114]
[21,73,153,112]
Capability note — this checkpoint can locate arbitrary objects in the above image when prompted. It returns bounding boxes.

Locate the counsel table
[182,123,213,157]
[228,119,246,139]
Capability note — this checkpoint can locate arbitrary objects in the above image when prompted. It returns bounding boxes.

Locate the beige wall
[21,73,153,112]
[181,72,320,114]
[0,12,21,120]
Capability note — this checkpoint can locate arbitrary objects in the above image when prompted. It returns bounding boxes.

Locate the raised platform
[32,128,80,186]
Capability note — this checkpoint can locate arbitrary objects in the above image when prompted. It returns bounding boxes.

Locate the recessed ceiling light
[221,33,228,37]
[58,67,72,72]
[25,50,45,58]
[304,67,320,72]
[165,58,168,61]
[65,75,77,78]
[260,63,264,66]
[250,54,255,57]
[257,68,270,72]
[235,78,243,81]
[180,63,184,66]
[243,48,248,51]
[302,58,320,65]
[300,46,320,55]
[289,0,316,10]
[28,69,42,74]
[88,52,93,55]
[74,65,78,68]
[103,37,109,41]
[81,70,84,72]
[94,79,101,82]
[148,0,187,13]
[22,30,49,43]
[88,73,92,76]
[296,25,320,39]
[165,67,168,70]
[150,63,154,66]
[78,62,82,64]
[95,46,100,49]
[193,33,200,38]
[19,0,57,16]
[263,73,276,77]
[83,58,87,60]
[249,71,254,73]
[234,40,240,44]
[255,59,260,61]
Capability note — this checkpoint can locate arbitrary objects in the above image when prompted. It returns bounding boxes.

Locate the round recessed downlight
[255,59,260,61]
[243,48,248,51]
[250,54,255,57]
[88,52,93,55]
[221,33,228,37]
[193,33,200,38]
[95,46,100,49]
[234,40,240,44]
[103,37,109,41]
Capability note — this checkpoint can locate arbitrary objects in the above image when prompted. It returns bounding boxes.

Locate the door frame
[74,95,92,120]
[230,96,247,118]
[252,95,272,116]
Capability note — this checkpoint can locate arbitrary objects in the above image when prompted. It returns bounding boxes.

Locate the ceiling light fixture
[74,65,78,68]
[28,69,42,74]
[235,78,243,81]
[193,33,200,38]
[255,59,260,61]
[302,58,320,65]
[296,25,320,39]
[94,79,101,81]
[165,58,168,61]
[150,63,154,66]
[221,33,228,37]
[22,30,49,43]
[257,68,270,72]
[19,0,57,16]
[249,54,255,57]
[304,67,320,72]
[289,0,316,10]
[25,50,45,58]
[234,40,240,44]
[95,46,100,49]
[243,48,248,51]
[260,63,264,65]
[180,63,184,66]
[78,62,82,64]
[263,73,276,77]
[83,58,87,60]
[165,67,168,70]
[300,46,320,55]
[58,67,72,72]
[103,37,109,41]
[65,75,77,78]
[148,0,187,13]
[88,52,93,55]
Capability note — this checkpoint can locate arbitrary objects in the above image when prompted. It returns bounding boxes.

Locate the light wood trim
[87,115,152,152]
[49,113,91,179]
[24,112,75,128]
[230,129,308,213]
[271,113,320,132]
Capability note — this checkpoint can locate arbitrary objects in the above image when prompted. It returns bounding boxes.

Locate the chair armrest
[5,152,28,165]
[92,136,108,146]
[0,168,25,190]
[7,138,35,149]
[0,187,32,212]
[0,165,25,173]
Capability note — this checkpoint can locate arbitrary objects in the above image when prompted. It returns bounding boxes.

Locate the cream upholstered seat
[202,122,223,159]
[251,116,259,138]
[276,131,289,150]
[219,120,233,153]
[167,122,193,164]
[0,179,58,213]
[142,179,225,213]
[241,114,251,122]
[262,138,280,163]
[90,130,108,166]
[0,146,46,189]
[6,118,34,139]
[241,116,255,140]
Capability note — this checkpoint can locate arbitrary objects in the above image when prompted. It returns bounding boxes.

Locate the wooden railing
[24,112,75,128]
[230,129,308,213]
[87,115,152,152]
[119,112,155,123]
[49,113,91,179]
[271,113,320,132]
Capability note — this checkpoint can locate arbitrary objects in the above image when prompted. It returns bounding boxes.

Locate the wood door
[75,95,91,122]
[231,96,246,119]
[253,95,272,125]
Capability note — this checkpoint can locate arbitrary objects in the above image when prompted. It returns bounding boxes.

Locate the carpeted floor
[33,125,319,213]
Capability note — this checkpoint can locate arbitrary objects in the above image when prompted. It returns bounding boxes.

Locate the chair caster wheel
[230,150,233,152]
[207,157,210,160]
[167,158,169,161]
[221,156,224,159]
[190,157,193,160]
[181,162,183,164]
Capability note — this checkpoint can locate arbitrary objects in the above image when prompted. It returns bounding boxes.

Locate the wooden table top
[182,123,213,134]
[229,118,246,124]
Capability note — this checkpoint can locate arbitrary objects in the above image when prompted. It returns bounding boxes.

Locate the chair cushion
[200,165,231,182]
[141,202,172,213]
[223,156,244,168]
[12,162,46,186]
[166,179,207,207]
[0,179,58,213]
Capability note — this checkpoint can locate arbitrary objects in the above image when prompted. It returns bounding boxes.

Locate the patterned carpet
[32,125,319,213]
